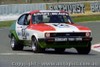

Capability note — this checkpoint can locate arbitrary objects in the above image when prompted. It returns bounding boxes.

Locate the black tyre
[10,35,24,50]
[76,42,91,54]
[31,37,45,53]
[55,48,65,53]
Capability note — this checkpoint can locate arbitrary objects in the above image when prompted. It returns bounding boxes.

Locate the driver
[26,15,31,25]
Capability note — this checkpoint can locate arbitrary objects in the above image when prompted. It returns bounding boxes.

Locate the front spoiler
[38,37,92,48]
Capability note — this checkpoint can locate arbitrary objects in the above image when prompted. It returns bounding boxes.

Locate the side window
[18,15,26,25]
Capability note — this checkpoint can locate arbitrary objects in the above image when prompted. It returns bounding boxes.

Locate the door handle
[17,26,22,28]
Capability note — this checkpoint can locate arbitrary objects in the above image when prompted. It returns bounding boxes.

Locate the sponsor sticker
[55,38,67,41]
[17,32,21,36]
[34,12,68,16]
[55,37,82,41]
[68,38,75,41]
[53,24,70,28]
[26,32,29,36]
[76,38,82,41]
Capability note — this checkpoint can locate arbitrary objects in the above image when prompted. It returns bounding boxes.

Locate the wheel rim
[32,40,36,51]
[11,37,15,48]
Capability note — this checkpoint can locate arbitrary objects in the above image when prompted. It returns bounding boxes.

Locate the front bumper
[38,37,92,42]
[38,36,92,48]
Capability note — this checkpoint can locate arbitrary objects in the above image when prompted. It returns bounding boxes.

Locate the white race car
[8,10,92,54]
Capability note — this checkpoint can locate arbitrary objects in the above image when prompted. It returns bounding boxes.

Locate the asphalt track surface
[0,21,100,67]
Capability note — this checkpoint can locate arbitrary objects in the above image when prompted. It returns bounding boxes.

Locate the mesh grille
[50,32,85,37]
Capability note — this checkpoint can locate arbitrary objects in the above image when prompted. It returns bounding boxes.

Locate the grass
[0,15,100,27]
[0,20,15,27]
[71,15,100,23]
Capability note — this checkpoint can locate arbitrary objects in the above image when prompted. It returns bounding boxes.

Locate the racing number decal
[53,24,69,28]
[22,29,27,39]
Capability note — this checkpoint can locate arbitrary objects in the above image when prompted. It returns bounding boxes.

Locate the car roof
[24,10,69,14]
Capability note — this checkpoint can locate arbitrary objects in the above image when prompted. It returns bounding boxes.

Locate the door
[16,14,30,40]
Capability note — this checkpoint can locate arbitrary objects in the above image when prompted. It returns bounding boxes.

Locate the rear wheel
[76,42,91,54]
[55,48,65,53]
[31,37,45,53]
[10,35,24,50]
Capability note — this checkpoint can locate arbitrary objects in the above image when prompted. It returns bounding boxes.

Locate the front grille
[50,32,85,37]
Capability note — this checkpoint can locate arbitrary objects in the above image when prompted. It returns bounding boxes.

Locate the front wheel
[76,42,91,54]
[31,37,45,53]
[10,35,24,50]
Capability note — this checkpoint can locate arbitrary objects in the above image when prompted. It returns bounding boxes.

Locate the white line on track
[91,43,100,52]
[0,53,44,56]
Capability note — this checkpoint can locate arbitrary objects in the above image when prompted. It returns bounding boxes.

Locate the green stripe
[10,22,19,40]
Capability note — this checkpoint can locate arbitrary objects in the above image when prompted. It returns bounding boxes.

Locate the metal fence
[0,4,46,15]
[0,3,46,21]
[0,0,100,21]
[1,0,100,4]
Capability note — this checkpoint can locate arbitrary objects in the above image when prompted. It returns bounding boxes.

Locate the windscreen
[32,12,73,24]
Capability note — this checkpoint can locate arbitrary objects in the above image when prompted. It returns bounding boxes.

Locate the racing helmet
[27,15,31,24]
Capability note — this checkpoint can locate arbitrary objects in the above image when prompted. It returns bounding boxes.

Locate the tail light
[45,32,50,38]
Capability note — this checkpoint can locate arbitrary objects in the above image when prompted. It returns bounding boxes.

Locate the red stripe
[28,23,56,32]
[93,46,100,48]
[66,23,91,31]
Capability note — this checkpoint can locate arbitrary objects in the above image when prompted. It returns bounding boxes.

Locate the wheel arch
[11,31,19,41]
[31,35,37,41]
[31,34,38,41]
